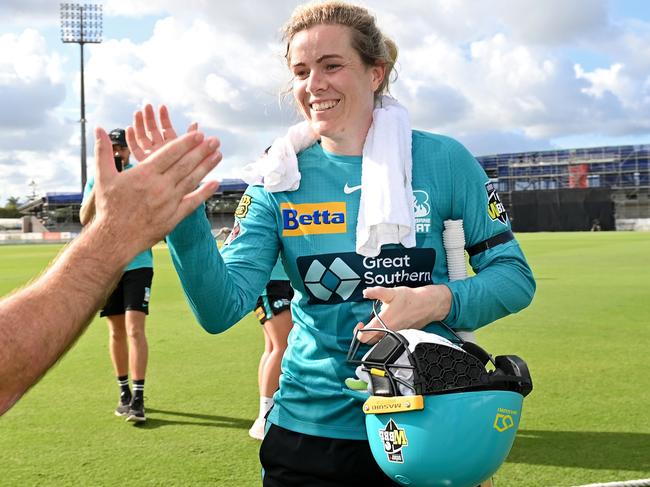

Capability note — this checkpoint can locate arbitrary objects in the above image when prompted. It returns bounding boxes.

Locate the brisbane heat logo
[281,202,346,236]
[413,190,431,233]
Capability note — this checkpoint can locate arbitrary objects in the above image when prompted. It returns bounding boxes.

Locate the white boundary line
[573,479,650,487]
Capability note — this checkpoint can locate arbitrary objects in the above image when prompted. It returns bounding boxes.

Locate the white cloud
[1,1,650,203]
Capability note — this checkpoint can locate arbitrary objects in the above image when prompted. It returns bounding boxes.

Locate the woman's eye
[294,70,309,80]
[325,64,341,71]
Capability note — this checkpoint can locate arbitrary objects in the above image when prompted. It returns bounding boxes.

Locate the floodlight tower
[60,3,103,192]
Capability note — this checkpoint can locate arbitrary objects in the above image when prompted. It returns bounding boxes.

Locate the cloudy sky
[1,0,649,204]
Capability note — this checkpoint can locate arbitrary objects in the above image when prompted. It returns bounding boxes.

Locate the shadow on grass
[137,408,252,430]
[508,429,650,472]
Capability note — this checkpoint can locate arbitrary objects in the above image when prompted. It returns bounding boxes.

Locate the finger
[144,103,164,147]
[125,126,147,162]
[164,136,220,184]
[94,127,116,185]
[357,319,386,344]
[133,110,153,150]
[143,131,205,174]
[187,121,198,133]
[363,286,396,304]
[174,147,222,196]
[175,180,220,223]
[159,105,178,141]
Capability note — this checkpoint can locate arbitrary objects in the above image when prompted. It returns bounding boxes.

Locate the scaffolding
[477,144,650,222]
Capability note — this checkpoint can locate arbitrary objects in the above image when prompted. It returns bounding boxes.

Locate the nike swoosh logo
[343,183,362,194]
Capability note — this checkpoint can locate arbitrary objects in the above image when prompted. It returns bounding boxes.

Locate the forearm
[0,221,131,414]
[167,206,252,333]
[444,246,536,330]
[79,190,96,226]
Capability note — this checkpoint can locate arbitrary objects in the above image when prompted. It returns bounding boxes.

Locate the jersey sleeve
[166,185,280,333]
[440,137,536,331]
[81,177,94,206]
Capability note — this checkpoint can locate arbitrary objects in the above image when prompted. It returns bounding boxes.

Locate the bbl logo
[485,182,508,225]
[379,419,409,463]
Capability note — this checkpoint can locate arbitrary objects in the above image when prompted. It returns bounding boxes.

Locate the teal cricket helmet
[347,324,532,487]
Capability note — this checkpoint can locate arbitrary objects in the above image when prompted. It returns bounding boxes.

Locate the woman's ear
[370,63,386,92]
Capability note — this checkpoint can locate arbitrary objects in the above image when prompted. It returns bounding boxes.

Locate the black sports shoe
[115,393,132,417]
[125,398,146,423]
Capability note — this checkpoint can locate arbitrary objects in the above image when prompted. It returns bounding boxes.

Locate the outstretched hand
[92,125,221,258]
[353,285,452,344]
[127,104,199,162]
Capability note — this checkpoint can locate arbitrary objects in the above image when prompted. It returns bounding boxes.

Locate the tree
[0,197,22,218]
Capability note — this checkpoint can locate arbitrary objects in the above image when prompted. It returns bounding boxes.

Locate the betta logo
[378,419,409,463]
[281,202,346,236]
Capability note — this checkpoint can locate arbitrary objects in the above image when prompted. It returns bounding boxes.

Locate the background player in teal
[132,2,535,484]
[248,258,294,441]
[80,128,153,423]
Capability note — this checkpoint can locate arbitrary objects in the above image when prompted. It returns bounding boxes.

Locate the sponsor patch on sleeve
[485,182,508,225]
[234,195,252,219]
[223,220,241,246]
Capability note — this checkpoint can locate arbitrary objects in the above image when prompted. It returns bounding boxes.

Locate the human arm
[79,186,96,226]
[357,136,535,340]
[0,127,221,415]
[167,187,280,333]
[126,104,280,333]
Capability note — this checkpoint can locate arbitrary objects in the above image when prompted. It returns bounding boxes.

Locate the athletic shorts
[254,280,293,325]
[100,267,153,317]
[260,423,399,486]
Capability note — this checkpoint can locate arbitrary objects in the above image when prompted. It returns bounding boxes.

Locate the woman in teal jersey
[133,2,535,485]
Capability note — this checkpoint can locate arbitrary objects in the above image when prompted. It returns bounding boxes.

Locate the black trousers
[260,424,399,487]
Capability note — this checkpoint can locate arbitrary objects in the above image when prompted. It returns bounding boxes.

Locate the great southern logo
[485,182,508,225]
[379,419,409,463]
[281,202,346,236]
[304,258,361,301]
[297,248,435,304]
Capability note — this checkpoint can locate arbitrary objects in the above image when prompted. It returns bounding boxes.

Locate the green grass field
[1,232,649,486]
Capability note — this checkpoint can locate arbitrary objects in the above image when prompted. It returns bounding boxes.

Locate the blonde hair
[282,1,398,98]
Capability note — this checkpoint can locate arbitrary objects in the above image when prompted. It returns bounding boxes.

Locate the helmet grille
[411,343,490,395]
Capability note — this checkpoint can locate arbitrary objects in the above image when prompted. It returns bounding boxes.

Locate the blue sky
[0,0,649,203]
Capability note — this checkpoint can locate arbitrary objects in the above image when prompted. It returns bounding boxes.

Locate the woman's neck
[319,114,373,156]
[320,131,370,156]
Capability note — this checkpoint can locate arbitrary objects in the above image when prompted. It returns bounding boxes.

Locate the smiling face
[289,24,385,155]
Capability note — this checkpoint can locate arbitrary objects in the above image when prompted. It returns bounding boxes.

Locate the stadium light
[60,2,103,193]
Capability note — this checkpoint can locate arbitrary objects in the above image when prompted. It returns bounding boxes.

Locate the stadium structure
[12,143,650,239]
[477,143,649,231]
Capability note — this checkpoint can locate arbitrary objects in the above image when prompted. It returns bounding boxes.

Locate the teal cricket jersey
[82,163,153,272]
[269,258,289,282]
[167,131,535,440]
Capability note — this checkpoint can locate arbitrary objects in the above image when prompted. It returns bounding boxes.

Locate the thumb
[94,127,116,185]
[363,286,396,304]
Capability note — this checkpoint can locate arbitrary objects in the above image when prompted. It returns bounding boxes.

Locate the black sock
[117,375,131,403]
[132,379,145,404]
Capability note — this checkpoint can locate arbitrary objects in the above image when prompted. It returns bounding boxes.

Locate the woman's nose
[306,70,326,94]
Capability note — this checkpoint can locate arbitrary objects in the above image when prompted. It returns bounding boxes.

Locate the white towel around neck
[241,96,415,257]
